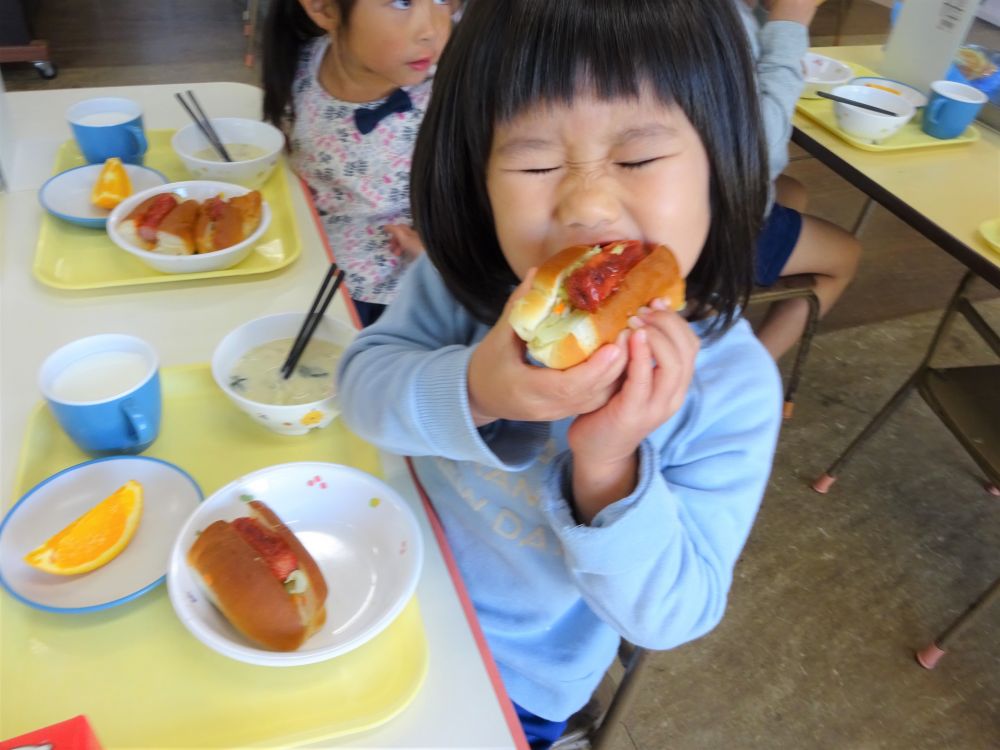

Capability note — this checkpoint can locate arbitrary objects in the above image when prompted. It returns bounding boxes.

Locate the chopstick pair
[281,263,347,380]
[174,90,233,162]
[817,90,898,116]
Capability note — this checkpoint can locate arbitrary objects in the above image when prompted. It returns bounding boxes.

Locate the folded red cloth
[1,714,103,750]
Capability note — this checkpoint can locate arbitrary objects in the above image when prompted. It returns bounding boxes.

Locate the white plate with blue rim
[849,76,929,109]
[167,462,424,666]
[0,456,202,613]
[38,163,168,228]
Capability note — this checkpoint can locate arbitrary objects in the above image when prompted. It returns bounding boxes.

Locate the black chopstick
[281,265,346,380]
[174,91,233,162]
[817,90,898,116]
[185,90,233,162]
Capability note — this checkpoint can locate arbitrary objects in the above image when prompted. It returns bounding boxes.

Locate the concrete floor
[602,297,1000,750]
[3,2,999,748]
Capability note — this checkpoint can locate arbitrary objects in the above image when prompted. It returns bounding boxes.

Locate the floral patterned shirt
[287,37,431,304]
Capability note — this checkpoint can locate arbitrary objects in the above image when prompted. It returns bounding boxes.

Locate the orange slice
[24,480,143,575]
[91,157,133,210]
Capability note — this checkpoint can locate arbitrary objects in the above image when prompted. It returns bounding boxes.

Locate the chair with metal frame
[748,275,822,420]
[812,270,1000,667]
[553,641,649,750]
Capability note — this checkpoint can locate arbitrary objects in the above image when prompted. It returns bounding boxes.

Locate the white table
[0,82,523,750]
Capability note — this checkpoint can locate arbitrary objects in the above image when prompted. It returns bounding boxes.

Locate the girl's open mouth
[407,58,432,72]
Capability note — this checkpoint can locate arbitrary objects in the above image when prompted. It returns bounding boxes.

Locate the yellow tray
[33,131,302,291]
[795,62,980,152]
[1,364,428,748]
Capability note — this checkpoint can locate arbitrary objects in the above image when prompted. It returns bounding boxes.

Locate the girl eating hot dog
[337,0,783,746]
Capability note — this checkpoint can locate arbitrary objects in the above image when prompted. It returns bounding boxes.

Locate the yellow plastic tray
[1,364,428,748]
[795,62,980,152]
[33,131,302,290]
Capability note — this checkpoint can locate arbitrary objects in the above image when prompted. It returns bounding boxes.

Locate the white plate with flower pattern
[167,461,423,666]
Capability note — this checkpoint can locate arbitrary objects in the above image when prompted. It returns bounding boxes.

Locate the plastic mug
[66,97,148,164]
[39,334,161,456]
[921,81,988,140]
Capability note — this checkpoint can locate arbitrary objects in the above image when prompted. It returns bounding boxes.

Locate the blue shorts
[352,299,386,327]
[514,702,569,750]
[755,203,803,287]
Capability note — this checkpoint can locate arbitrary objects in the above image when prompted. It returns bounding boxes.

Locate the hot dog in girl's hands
[509,241,686,369]
[187,500,328,651]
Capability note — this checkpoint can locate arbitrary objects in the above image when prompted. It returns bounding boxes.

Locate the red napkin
[0,715,103,750]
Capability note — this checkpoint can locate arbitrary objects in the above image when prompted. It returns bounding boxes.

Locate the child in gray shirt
[737,0,862,364]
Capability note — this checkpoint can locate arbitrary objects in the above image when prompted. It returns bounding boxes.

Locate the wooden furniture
[0,0,55,78]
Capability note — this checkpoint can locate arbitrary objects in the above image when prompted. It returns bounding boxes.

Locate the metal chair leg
[589,644,648,750]
[813,272,978,493]
[916,576,1000,669]
[812,370,920,493]
[782,290,820,420]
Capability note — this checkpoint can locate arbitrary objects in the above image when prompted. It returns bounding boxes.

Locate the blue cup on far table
[39,334,162,457]
[66,97,148,164]
[921,81,988,140]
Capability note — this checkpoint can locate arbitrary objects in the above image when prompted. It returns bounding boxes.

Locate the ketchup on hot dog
[231,516,299,582]
[565,240,651,313]
[137,194,179,243]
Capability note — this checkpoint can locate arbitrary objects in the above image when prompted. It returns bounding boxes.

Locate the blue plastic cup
[66,97,148,165]
[39,335,161,456]
[922,81,988,139]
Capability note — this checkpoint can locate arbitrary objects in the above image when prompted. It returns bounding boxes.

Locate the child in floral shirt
[262,0,457,325]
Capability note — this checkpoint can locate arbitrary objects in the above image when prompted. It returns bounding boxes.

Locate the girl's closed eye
[616,157,664,170]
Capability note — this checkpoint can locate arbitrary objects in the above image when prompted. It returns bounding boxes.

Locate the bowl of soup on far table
[172,117,284,188]
[211,312,357,435]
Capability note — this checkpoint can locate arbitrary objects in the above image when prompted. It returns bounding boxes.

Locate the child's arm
[336,258,626,467]
[384,224,425,261]
[538,322,783,649]
[744,0,817,182]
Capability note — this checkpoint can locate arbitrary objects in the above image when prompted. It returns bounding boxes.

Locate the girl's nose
[556,176,621,231]
[414,3,438,43]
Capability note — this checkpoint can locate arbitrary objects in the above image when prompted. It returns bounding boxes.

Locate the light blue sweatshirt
[337,258,783,721]
[735,2,811,186]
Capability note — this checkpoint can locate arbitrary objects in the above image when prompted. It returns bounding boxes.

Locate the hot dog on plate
[187,499,328,651]
[508,241,686,369]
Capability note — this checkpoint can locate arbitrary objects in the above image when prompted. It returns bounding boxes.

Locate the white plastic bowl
[801,53,853,99]
[167,462,424,666]
[172,118,284,188]
[106,180,272,274]
[211,312,357,436]
[831,84,915,144]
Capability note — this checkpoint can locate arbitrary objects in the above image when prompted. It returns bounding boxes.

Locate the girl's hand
[467,270,629,427]
[567,299,700,521]
[766,0,824,25]
[385,224,425,261]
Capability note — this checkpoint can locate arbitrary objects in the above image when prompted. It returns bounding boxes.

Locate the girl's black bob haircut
[412,0,767,331]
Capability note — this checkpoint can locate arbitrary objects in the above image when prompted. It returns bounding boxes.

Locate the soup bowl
[212,312,358,436]
[172,117,284,188]
[831,84,915,144]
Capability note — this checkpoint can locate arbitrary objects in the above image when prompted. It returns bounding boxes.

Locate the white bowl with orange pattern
[211,312,357,436]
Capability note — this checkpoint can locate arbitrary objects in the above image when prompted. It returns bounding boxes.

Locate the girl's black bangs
[489,0,704,122]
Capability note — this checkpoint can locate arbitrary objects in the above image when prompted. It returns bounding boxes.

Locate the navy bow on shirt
[354,88,413,135]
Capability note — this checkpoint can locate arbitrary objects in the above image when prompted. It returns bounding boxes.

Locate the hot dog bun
[154,199,199,255]
[186,500,327,651]
[509,242,685,369]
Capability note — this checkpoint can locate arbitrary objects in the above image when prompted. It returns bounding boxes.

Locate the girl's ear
[297,0,340,33]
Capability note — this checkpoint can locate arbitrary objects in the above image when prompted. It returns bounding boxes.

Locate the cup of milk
[66,97,148,164]
[39,334,161,456]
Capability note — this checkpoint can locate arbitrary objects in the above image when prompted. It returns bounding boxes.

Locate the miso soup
[230,337,342,405]
[194,143,269,162]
